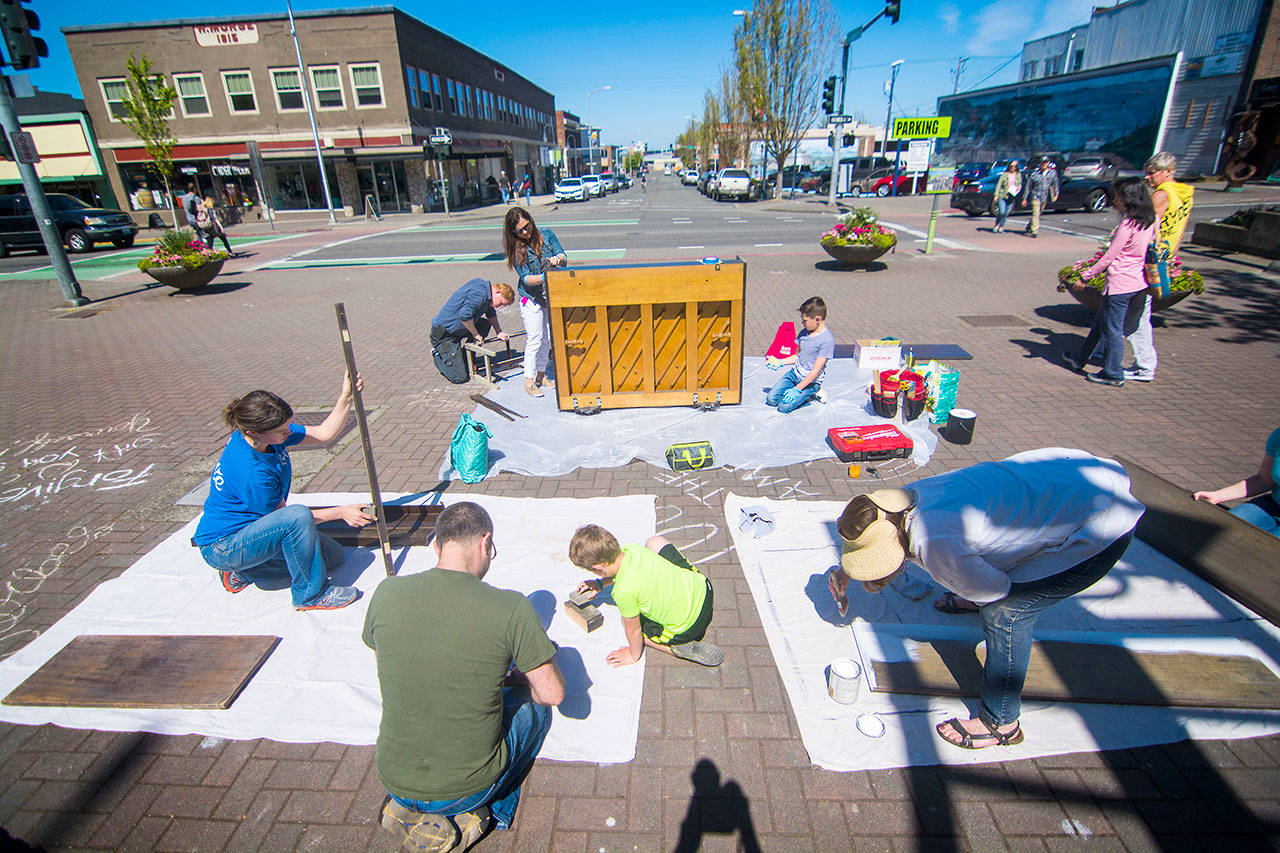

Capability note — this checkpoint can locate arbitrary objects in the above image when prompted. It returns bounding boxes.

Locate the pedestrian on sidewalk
[1062,177,1156,387]
[992,161,1021,233]
[829,449,1143,750]
[200,198,238,256]
[499,171,512,204]
[1020,158,1058,238]
[503,206,565,397]
[181,183,205,246]
[521,173,532,207]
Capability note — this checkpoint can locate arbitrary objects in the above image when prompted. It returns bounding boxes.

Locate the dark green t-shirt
[362,568,556,801]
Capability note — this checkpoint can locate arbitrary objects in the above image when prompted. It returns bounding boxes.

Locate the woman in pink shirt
[1064,178,1156,387]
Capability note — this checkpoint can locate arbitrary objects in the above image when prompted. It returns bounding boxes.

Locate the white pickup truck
[713,168,753,201]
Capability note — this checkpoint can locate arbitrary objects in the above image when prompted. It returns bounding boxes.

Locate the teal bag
[450,414,492,483]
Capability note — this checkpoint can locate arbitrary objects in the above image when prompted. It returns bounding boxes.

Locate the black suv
[0,193,139,256]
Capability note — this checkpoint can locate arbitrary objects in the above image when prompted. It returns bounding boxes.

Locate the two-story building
[63,7,555,219]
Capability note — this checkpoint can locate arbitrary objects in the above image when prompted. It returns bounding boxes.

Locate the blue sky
[22,0,1098,149]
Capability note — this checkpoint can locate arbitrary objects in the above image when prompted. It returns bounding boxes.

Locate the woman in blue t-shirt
[1194,427,1280,537]
[193,373,373,610]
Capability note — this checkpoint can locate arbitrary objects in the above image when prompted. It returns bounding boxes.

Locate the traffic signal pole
[826,3,897,209]
[0,73,86,306]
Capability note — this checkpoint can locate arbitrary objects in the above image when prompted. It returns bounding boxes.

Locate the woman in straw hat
[828,448,1144,750]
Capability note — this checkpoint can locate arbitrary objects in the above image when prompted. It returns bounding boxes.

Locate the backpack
[432,336,470,384]
[195,206,212,228]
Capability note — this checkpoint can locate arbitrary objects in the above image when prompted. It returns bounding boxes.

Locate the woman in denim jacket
[502,207,565,397]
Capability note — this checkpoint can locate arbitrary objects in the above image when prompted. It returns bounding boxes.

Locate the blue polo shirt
[193,423,306,545]
[432,278,495,334]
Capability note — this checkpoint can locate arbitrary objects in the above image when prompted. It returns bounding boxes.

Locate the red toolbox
[827,425,914,462]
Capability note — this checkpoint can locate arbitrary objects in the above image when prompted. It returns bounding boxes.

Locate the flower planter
[144,259,226,291]
[1059,278,1195,313]
[821,242,893,266]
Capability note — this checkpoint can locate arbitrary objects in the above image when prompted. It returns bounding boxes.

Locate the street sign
[9,130,38,164]
[891,116,951,140]
[925,168,957,194]
[830,114,852,125]
[428,131,452,145]
[905,140,930,172]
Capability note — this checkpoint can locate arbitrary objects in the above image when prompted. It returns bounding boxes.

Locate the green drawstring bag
[450,414,492,483]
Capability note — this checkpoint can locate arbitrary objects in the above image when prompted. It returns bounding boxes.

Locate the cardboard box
[852,339,901,370]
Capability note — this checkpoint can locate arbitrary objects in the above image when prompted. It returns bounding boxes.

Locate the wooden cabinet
[546,260,745,412]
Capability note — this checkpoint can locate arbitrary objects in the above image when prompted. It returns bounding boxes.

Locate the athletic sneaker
[669,641,724,667]
[220,571,250,594]
[1084,372,1124,387]
[296,585,360,611]
[1123,369,1154,382]
[1061,353,1085,373]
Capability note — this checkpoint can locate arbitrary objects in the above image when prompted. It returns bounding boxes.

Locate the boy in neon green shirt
[569,525,721,667]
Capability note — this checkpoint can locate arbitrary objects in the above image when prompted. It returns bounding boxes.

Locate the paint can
[826,657,862,704]
[944,408,976,444]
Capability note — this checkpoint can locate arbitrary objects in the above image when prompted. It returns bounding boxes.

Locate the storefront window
[264,160,341,210]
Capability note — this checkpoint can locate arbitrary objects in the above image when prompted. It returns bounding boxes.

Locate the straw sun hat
[839,488,915,582]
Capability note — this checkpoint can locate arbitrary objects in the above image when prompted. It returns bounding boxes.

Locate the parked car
[703,171,720,196]
[680,169,699,185]
[764,166,814,189]
[581,174,605,197]
[554,177,588,202]
[839,156,893,195]
[865,167,928,197]
[599,171,618,192]
[950,168,1111,217]
[616,173,632,189]
[1063,154,1135,180]
[697,170,716,193]
[713,168,752,201]
[799,167,832,194]
[0,192,139,256]
[953,160,1013,186]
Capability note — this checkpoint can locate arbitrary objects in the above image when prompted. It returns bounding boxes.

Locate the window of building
[173,73,210,117]
[351,63,383,107]
[447,79,456,113]
[1023,61,1037,80]
[431,74,443,111]
[1202,99,1214,127]
[271,69,306,111]
[1072,50,1084,72]
[416,69,431,110]
[99,78,130,121]
[405,65,418,108]
[310,66,344,109]
[221,71,258,114]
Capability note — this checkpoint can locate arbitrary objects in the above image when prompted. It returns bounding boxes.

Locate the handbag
[1144,244,1170,298]
[450,414,491,483]
[665,440,714,471]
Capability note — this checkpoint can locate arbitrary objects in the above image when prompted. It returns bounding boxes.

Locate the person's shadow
[672,759,762,853]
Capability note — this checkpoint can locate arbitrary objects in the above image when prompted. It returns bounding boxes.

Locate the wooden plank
[334,303,394,576]
[869,639,1280,710]
[1118,456,1280,628]
[317,504,442,547]
[3,635,280,710]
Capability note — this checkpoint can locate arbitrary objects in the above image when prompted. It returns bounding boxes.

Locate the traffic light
[821,75,837,115]
[884,0,901,24]
[0,0,47,71]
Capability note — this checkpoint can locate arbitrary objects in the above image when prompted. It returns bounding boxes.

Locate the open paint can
[826,657,862,704]
[944,408,977,444]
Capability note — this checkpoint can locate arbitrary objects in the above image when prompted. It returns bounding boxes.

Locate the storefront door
[357,162,407,212]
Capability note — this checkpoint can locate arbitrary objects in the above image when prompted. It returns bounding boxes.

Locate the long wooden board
[546,260,745,411]
[334,303,394,576]
[3,635,280,710]
[869,639,1280,710]
[1118,456,1280,628]
[317,504,442,547]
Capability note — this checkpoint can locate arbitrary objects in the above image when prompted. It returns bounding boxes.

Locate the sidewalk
[0,210,1277,850]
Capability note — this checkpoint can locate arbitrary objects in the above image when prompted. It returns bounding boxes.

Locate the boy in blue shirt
[569,525,721,668]
[765,296,834,413]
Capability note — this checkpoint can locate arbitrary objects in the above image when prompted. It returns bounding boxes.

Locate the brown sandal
[936,717,1024,750]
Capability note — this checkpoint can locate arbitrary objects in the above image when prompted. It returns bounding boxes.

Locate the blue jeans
[995,196,1013,228]
[1230,495,1280,537]
[1075,290,1138,380]
[199,504,344,606]
[976,530,1133,727]
[765,369,819,413]
[391,689,552,831]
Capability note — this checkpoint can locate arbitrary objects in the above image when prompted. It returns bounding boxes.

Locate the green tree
[118,53,179,225]
[733,0,836,196]
[675,121,698,169]
[699,91,722,170]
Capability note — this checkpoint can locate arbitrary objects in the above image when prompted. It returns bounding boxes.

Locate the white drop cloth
[724,492,1280,771]
[442,357,938,480]
[0,492,655,764]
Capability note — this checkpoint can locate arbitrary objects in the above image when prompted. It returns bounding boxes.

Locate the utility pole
[883,60,903,196]
[287,0,335,224]
[952,56,968,94]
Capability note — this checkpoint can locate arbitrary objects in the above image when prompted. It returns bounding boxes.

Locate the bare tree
[717,66,749,168]
[118,53,179,226]
[675,121,698,169]
[733,0,837,196]
[699,91,721,170]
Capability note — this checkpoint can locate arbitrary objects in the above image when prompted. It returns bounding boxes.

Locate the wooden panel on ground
[317,504,443,547]
[546,260,745,411]
[3,635,280,710]
[1118,455,1280,628]
[869,638,1280,710]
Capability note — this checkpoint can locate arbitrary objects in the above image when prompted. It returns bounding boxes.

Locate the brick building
[63,7,555,219]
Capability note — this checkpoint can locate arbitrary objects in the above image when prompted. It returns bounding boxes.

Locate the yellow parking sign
[891,116,951,140]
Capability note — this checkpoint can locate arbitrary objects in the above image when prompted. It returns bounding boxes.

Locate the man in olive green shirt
[364,502,563,849]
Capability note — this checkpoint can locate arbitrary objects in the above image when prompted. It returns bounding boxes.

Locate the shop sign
[179,165,199,174]
[194,23,259,47]
[211,163,252,177]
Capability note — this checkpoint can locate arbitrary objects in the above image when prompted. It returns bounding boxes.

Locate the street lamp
[586,85,611,174]
[883,60,903,196]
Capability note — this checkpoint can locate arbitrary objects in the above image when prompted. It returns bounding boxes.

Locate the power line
[963,54,1020,91]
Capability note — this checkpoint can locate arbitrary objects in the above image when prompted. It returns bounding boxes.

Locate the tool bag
[450,414,492,483]
[666,441,714,471]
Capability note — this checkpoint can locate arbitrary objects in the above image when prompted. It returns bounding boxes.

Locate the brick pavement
[0,185,1278,850]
